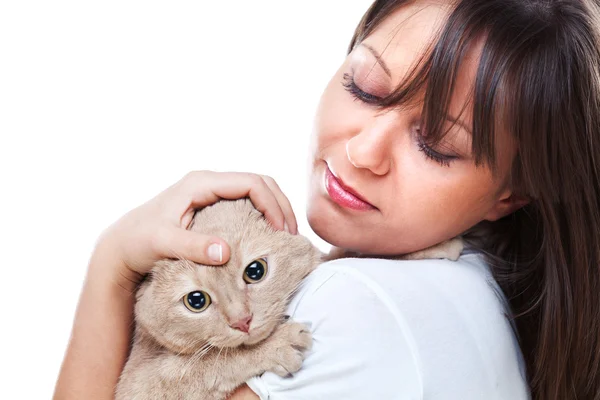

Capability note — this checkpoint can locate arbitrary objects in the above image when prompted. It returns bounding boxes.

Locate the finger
[259,175,298,234]
[179,171,286,231]
[159,227,231,265]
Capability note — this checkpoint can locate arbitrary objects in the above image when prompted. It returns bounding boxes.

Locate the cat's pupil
[245,261,265,281]
[187,291,206,310]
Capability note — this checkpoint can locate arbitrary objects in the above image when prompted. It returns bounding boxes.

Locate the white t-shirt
[246,251,531,400]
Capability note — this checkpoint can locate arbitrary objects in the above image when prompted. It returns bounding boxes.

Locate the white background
[0,1,373,398]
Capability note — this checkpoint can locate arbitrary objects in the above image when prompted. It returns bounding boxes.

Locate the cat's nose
[230,314,253,333]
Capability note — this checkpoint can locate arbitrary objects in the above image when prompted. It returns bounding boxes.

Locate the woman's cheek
[317,90,364,145]
[397,159,468,219]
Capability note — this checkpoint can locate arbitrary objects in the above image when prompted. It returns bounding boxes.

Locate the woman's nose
[346,113,397,176]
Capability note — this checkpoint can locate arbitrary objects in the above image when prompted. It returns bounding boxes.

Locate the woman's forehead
[356,3,516,179]
[360,3,453,84]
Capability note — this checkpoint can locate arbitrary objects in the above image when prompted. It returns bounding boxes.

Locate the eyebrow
[361,43,392,78]
[360,44,473,135]
[445,114,473,135]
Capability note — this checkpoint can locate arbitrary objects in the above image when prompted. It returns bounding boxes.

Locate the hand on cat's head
[134,199,323,353]
[96,171,300,292]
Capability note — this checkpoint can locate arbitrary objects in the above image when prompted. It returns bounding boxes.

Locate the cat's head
[134,199,323,353]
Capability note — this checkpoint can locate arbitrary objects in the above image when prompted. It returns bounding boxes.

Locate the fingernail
[284,221,290,233]
[208,243,223,263]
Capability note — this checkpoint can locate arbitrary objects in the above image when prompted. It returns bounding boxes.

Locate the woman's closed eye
[342,72,460,167]
[415,127,460,167]
[342,72,383,105]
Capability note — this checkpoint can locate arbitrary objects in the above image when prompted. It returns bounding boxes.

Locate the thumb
[162,228,231,265]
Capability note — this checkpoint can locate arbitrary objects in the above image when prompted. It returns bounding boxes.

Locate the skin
[54,2,529,399]
[307,3,528,258]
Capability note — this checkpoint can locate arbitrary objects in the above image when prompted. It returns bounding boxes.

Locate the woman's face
[307,2,524,255]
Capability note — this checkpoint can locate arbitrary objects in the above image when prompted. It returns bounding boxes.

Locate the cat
[115,198,464,400]
[115,199,323,400]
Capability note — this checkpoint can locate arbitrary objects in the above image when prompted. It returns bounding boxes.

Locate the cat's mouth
[213,325,271,348]
[215,314,285,348]
[243,321,277,345]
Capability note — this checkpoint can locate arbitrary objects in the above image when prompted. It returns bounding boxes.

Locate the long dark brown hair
[349,0,600,398]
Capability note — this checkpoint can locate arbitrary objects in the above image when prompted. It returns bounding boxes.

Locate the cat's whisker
[250,317,286,333]
[210,345,226,387]
[196,344,215,360]
[181,257,198,271]
[178,343,215,384]
[254,315,283,325]
[178,354,197,383]
[165,247,196,270]
[224,347,230,371]
[172,246,187,261]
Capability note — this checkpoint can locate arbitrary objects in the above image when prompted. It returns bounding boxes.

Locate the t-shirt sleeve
[246,266,423,400]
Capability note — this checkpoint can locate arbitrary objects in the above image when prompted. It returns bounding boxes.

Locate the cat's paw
[265,321,312,377]
[400,236,464,261]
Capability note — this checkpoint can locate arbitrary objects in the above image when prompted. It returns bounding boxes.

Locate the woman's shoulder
[267,252,531,399]
[303,252,512,318]
[292,252,508,325]
[313,251,497,290]
[249,254,425,399]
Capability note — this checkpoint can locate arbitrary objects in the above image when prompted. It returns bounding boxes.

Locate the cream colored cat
[116,198,463,400]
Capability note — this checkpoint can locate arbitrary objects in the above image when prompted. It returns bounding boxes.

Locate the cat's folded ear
[135,260,165,298]
[136,274,152,300]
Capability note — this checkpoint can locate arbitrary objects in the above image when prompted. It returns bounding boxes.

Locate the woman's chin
[308,212,414,257]
[308,198,343,241]
[307,205,366,253]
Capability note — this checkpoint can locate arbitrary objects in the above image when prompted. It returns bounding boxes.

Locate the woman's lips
[324,166,376,211]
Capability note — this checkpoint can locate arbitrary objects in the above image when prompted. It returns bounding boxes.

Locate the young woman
[54,0,600,399]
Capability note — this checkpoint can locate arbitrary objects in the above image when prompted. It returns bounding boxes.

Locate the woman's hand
[53,170,297,399]
[98,170,299,289]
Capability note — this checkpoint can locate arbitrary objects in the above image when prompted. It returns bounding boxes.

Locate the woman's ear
[484,190,531,222]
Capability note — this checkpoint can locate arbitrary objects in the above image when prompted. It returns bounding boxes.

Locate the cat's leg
[198,321,312,398]
[325,237,464,261]
[255,320,313,377]
[399,236,465,261]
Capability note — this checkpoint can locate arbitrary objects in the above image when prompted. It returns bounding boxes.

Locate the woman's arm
[54,249,264,400]
[53,239,137,399]
[229,384,259,400]
[53,171,297,399]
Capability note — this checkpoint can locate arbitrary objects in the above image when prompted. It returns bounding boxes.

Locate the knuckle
[182,170,209,184]
[263,175,283,190]
[182,170,196,181]
[250,174,266,188]
[261,174,275,184]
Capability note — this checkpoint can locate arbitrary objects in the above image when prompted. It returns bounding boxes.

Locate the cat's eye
[183,291,211,313]
[243,258,268,284]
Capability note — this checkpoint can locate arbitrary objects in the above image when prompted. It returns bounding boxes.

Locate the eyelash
[342,72,456,167]
[416,133,454,167]
[342,73,382,105]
